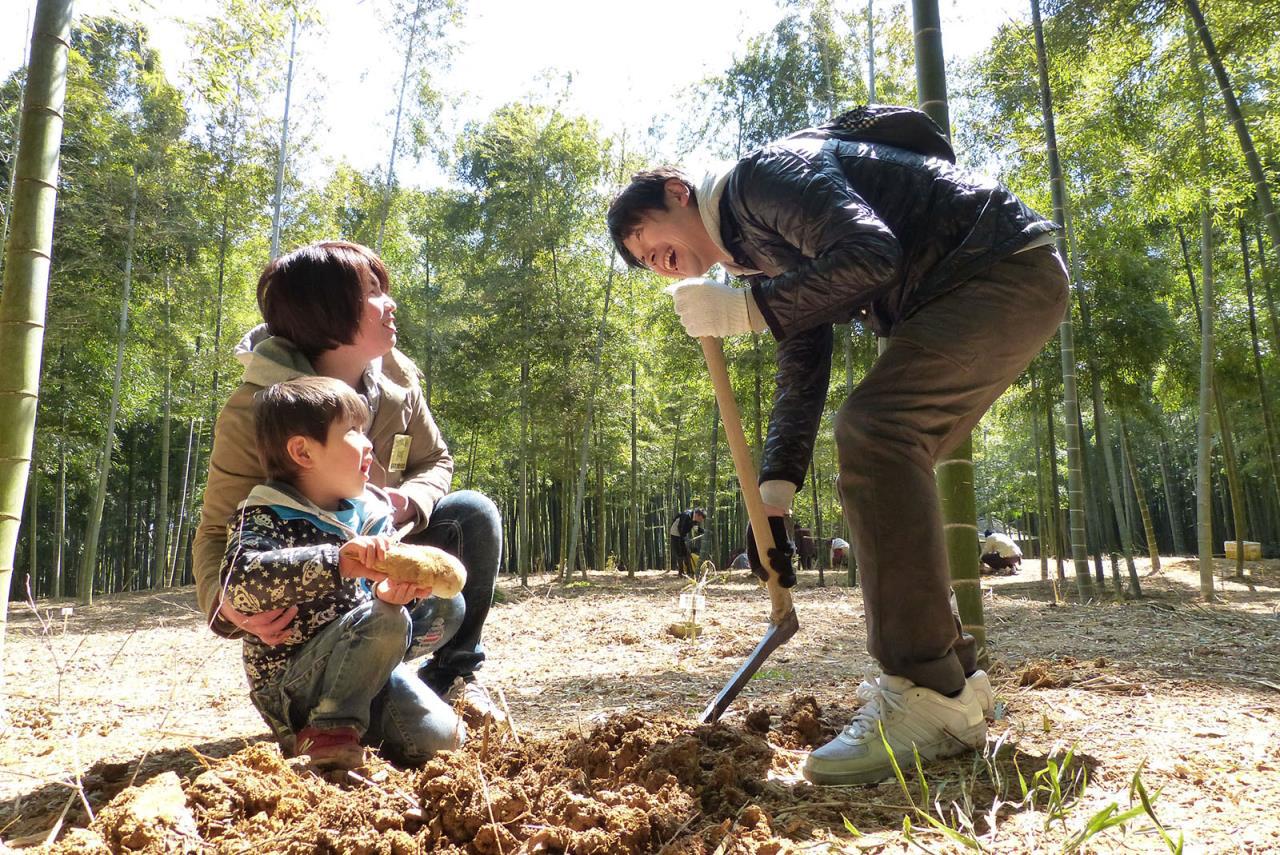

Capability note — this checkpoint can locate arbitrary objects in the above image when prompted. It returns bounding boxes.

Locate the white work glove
[665,278,769,338]
[759,480,797,513]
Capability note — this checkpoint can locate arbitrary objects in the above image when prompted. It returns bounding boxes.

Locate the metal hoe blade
[700,607,800,723]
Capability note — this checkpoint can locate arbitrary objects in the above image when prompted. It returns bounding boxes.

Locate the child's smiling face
[303,415,374,507]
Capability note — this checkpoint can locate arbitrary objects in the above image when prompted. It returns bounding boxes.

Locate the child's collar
[240,480,392,538]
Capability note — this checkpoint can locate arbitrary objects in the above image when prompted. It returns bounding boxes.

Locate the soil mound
[44,705,834,854]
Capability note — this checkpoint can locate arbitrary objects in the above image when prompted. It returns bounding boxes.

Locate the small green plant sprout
[879,721,986,852]
[1130,761,1183,853]
[1061,761,1183,854]
[873,723,1184,854]
[749,667,793,682]
[1033,743,1087,831]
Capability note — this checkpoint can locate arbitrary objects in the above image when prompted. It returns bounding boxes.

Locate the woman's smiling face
[350,270,398,360]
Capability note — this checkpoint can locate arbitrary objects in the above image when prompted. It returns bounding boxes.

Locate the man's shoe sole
[801,723,987,786]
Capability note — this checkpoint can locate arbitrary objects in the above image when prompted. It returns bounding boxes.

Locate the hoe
[698,336,800,723]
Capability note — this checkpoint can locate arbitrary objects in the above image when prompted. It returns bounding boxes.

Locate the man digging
[607,106,1066,785]
[669,507,706,577]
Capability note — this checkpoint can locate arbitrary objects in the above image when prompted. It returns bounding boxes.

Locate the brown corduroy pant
[836,245,1069,696]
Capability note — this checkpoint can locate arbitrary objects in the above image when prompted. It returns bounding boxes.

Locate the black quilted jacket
[718,128,1057,490]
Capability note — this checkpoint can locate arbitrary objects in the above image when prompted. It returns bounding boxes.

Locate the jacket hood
[235,325,317,387]
[239,479,393,539]
[233,323,419,391]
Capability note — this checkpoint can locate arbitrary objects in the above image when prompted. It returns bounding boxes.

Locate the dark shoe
[295,726,364,770]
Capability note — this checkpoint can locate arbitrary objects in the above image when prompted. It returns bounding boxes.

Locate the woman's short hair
[257,241,390,361]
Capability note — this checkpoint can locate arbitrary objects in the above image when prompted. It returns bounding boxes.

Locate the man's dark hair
[693,507,706,519]
[257,240,391,361]
[253,376,370,482]
[606,168,696,269]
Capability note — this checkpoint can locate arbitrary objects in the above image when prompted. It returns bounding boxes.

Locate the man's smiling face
[621,178,722,279]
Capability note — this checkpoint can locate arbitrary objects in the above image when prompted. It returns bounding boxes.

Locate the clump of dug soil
[44,705,845,855]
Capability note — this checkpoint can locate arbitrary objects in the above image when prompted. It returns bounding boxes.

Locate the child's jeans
[250,598,466,765]
[406,592,466,662]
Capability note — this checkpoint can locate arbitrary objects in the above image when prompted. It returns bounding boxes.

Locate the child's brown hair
[253,376,370,482]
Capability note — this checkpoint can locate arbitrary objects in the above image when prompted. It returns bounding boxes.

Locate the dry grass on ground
[2,555,1278,852]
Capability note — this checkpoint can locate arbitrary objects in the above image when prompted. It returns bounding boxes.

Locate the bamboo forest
[1,0,1278,851]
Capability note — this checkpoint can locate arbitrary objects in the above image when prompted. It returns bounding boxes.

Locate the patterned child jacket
[219,480,395,690]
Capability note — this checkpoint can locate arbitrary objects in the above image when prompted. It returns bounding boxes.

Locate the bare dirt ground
[2,555,1278,853]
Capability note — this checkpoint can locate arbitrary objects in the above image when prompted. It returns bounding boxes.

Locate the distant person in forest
[220,376,462,769]
[668,507,705,577]
[729,547,752,573]
[795,525,815,571]
[193,241,506,723]
[608,105,1064,785]
[829,537,850,567]
[980,529,1022,575]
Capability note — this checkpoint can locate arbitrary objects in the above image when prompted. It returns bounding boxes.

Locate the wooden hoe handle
[699,337,794,625]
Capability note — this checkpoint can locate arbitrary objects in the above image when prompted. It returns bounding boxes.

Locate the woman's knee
[410,710,466,759]
[449,490,502,536]
[380,670,466,764]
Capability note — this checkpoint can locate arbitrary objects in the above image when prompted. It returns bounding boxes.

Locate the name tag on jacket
[388,434,412,472]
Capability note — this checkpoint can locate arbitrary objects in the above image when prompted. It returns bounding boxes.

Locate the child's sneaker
[295,725,364,770]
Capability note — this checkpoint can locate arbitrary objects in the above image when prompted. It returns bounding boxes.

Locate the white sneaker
[968,670,995,719]
[802,674,987,786]
[445,677,507,724]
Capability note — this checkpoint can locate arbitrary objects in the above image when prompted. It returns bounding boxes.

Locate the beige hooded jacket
[192,330,453,636]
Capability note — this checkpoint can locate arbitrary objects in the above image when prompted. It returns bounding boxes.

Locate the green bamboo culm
[0,0,75,684]
[1030,0,1096,601]
[1188,18,1217,602]
[910,0,987,666]
[937,436,986,664]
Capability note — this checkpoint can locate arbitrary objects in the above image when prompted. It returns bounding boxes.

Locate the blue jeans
[408,490,502,693]
[405,591,466,661]
[250,599,465,765]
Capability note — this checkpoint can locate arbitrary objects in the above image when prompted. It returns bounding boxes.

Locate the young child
[220,375,466,769]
